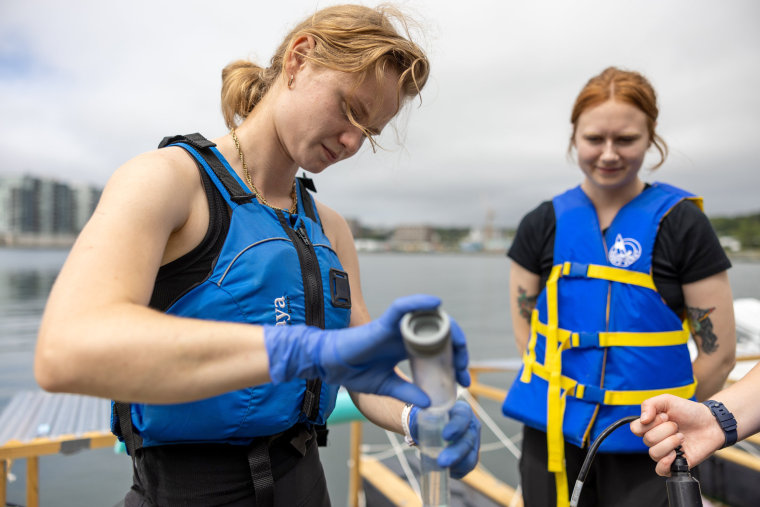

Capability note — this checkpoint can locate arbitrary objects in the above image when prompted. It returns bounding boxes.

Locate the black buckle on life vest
[329,269,352,309]
[297,173,317,193]
[315,424,329,446]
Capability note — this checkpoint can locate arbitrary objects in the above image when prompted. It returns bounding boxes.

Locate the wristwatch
[702,400,737,449]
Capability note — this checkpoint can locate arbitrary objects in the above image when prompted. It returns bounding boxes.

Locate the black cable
[569,415,703,507]
[569,415,638,507]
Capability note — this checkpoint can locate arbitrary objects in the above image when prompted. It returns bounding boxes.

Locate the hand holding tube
[264,294,446,407]
[409,400,481,479]
[450,318,471,387]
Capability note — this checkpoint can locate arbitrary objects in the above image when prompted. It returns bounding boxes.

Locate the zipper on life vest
[293,225,325,329]
[581,228,613,447]
[284,218,326,422]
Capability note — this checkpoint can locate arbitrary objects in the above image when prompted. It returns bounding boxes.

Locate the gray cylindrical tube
[401,308,457,507]
[400,308,456,411]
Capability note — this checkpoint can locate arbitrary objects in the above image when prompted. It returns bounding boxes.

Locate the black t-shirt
[507,188,731,317]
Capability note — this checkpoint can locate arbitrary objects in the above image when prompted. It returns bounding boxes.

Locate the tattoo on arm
[687,305,719,354]
[517,286,538,325]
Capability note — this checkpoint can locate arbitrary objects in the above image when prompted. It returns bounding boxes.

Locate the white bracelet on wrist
[401,403,416,446]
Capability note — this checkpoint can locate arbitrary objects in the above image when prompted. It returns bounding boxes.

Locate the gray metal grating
[0,390,111,446]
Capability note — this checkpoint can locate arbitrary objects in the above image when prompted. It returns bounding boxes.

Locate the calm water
[1,247,758,506]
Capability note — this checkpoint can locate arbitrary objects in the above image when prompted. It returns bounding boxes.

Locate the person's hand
[409,400,481,479]
[630,394,725,476]
[449,317,471,388]
[265,294,456,406]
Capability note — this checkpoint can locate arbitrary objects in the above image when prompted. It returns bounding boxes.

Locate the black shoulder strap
[159,132,215,150]
[296,173,322,228]
[160,133,254,205]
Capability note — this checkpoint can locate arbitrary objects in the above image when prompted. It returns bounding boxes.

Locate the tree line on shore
[710,213,760,250]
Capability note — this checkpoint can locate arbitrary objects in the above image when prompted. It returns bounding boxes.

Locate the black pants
[124,426,330,507]
[519,426,674,507]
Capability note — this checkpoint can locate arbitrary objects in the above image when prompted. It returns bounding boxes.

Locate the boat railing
[2,356,759,507]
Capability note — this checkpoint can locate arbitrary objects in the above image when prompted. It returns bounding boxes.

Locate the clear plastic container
[417,409,450,507]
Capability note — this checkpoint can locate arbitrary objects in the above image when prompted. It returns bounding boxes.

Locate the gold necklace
[230,128,297,214]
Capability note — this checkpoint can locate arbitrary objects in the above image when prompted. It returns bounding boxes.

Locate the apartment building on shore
[0,174,101,247]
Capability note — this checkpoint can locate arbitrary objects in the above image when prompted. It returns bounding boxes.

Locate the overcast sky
[2,0,758,228]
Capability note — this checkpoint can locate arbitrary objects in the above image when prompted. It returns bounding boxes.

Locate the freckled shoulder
[102,146,209,241]
[313,199,352,249]
[313,198,368,326]
[131,146,206,190]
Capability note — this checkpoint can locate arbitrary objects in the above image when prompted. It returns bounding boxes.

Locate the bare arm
[317,202,407,433]
[632,361,760,475]
[713,362,760,441]
[509,260,540,356]
[35,149,272,403]
[683,270,736,401]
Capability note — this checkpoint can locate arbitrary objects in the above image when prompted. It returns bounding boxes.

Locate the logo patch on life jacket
[274,296,292,326]
[608,234,642,268]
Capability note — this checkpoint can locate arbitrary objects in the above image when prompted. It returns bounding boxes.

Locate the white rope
[480,441,511,453]
[459,388,522,459]
[385,430,421,497]
[360,388,525,506]
[509,484,523,507]
[362,442,415,462]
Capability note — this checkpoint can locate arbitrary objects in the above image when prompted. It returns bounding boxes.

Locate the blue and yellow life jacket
[111,133,352,449]
[503,182,701,507]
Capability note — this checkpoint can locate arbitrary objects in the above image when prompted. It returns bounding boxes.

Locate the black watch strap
[702,400,737,449]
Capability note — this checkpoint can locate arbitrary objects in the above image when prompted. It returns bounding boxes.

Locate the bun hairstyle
[569,66,668,170]
[221,4,430,135]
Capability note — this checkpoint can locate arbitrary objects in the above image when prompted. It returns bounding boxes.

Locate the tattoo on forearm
[517,286,538,324]
[687,306,719,354]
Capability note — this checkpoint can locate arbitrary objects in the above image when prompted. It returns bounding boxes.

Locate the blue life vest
[502,183,701,506]
[111,134,351,448]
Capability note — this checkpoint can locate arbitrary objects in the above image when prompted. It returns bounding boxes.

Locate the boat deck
[0,391,116,507]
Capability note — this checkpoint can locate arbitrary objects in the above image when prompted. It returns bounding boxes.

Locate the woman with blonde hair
[502,67,735,506]
[35,5,480,506]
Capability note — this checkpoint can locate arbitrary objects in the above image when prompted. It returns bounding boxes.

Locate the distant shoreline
[0,234,77,249]
[727,250,760,262]
[2,236,759,263]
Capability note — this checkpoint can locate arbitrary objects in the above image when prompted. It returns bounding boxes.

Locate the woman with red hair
[502,67,736,507]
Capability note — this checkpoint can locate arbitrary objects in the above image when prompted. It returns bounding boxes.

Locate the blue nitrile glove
[450,318,471,388]
[264,294,445,407]
[409,400,481,479]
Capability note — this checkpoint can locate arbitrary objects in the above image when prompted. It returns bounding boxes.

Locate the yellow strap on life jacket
[554,403,569,507]
[531,319,690,349]
[688,196,703,212]
[520,309,540,383]
[528,361,698,405]
[524,361,582,394]
[576,380,697,405]
[561,261,656,291]
[593,328,687,347]
[543,265,570,507]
